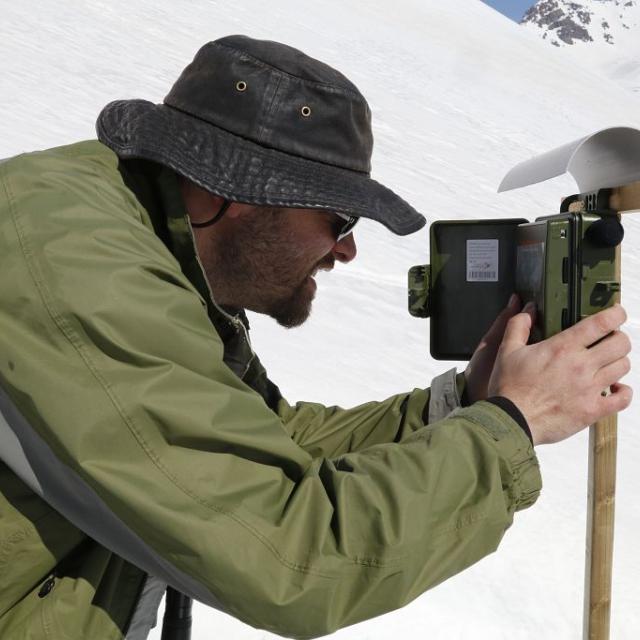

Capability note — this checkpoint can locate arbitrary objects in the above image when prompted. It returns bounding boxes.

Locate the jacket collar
[116,157,283,409]
[116,158,250,342]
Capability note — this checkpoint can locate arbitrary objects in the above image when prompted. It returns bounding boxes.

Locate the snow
[522,0,640,93]
[1,0,639,638]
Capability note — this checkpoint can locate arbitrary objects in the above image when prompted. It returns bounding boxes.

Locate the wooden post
[582,182,638,639]
[583,416,618,640]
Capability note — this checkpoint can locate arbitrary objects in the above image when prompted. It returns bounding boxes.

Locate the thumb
[499,303,535,355]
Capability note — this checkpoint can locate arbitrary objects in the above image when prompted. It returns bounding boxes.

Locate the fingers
[598,382,633,416]
[482,294,521,342]
[564,304,627,348]
[499,301,536,355]
[506,293,521,313]
[588,330,632,369]
[593,356,631,389]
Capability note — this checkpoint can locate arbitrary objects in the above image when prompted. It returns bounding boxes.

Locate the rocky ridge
[520,0,640,93]
[521,0,637,46]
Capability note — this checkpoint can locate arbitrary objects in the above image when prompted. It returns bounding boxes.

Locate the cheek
[283,238,328,267]
[287,214,337,255]
[295,246,332,275]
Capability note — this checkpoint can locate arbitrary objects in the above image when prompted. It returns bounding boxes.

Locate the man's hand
[488,303,633,446]
[464,293,521,404]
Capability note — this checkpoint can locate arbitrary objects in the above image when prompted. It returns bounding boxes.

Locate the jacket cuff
[455,401,542,512]
[485,396,533,445]
[427,368,462,424]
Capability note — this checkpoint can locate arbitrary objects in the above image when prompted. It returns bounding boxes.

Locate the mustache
[314,257,335,273]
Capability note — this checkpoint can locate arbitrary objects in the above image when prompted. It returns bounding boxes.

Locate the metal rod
[161,588,193,640]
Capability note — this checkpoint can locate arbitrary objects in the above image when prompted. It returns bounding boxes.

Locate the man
[0,35,631,640]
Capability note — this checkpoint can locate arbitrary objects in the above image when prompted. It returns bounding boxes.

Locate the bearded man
[0,35,631,640]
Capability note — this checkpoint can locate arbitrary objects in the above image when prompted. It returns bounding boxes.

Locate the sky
[1,0,640,639]
[482,0,535,21]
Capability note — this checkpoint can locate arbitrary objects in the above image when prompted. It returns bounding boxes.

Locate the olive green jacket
[0,141,541,640]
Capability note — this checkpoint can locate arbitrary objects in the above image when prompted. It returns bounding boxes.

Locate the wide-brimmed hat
[97,35,426,235]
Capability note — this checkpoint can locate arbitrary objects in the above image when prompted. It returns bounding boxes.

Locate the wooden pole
[582,182,638,639]
[583,415,617,640]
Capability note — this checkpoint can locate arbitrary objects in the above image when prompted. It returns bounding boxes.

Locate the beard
[201,208,332,328]
[267,278,316,328]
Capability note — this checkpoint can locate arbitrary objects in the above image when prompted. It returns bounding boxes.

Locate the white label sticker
[466,239,499,282]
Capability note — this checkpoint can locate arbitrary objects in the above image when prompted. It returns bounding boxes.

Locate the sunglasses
[334,212,359,241]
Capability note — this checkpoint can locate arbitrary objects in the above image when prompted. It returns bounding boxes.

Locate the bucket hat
[96,35,426,235]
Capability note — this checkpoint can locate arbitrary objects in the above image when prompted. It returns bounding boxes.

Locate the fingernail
[508,293,518,308]
[524,301,536,312]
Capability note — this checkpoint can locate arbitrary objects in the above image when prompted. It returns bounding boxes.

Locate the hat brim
[96,100,426,236]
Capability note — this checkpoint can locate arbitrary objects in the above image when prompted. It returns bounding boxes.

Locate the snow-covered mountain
[521,0,640,92]
[522,0,639,45]
[1,0,640,639]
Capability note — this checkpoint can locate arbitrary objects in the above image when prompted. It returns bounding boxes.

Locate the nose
[332,232,357,263]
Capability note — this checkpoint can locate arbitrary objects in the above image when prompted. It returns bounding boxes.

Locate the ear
[179,178,229,225]
[224,202,253,219]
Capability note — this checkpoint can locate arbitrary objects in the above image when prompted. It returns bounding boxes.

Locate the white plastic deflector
[498,127,640,193]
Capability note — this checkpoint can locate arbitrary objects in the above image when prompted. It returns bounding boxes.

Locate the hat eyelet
[236,81,247,92]
[300,105,312,117]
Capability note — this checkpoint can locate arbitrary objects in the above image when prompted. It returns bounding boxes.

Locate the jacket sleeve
[277,369,467,458]
[0,163,542,639]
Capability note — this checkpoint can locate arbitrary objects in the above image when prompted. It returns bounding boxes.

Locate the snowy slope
[2,0,640,638]
[522,0,640,93]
